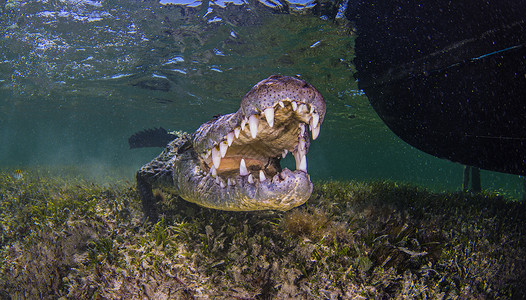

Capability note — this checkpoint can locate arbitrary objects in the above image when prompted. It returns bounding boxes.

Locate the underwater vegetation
[0,170,525,299]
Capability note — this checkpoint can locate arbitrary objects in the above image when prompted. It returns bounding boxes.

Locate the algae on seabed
[0,169,525,299]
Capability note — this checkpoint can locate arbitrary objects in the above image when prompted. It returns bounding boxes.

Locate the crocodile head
[174,75,326,211]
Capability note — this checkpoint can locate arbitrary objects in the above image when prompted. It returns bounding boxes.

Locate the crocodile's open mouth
[202,99,320,186]
[136,75,326,215]
[182,75,325,210]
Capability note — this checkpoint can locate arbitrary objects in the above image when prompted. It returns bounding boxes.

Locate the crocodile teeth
[294,151,301,168]
[212,146,221,169]
[259,170,266,182]
[264,107,274,128]
[298,154,307,172]
[239,158,249,176]
[219,141,228,158]
[210,165,217,177]
[294,146,306,167]
[310,105,315,114]
[248,174,254,183]
[291,101,298,111]
[241,118,247,130]
[299,123,306,136]
[234,127,241,138]
[249,114,259,139]
[312,124,320,140]
[310,112,319,130]
[282,149,288,158]
[226,132,234,146]
[220,180,226,188]
[298,103,308,114]
[279,101,285,108]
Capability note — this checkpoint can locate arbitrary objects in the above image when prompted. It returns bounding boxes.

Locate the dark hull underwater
[348,0,526,175]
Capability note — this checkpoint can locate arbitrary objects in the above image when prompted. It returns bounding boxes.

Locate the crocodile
[136,75,326,222]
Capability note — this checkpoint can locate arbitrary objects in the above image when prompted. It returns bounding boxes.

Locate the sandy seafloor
[0,169,525,299]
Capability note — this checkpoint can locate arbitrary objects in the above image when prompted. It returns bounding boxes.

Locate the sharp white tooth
[226,132,234,146]
[309,105,314,114]
[239,158,249,176]
[228,178,235,186]
[241,118,247,130]
[312,125,320,140]
[219,141,228,158]
[294,151,301,168]
[294,147,306,165]
[310,112,319,130]
[249,114,259,139]
[282,149,288,158]
[291,101,298,111]
[259,170,266,182]
[212,146,221,169]
[215,177,220,184]
[205,150,211,159]
[210,165,217,177]
[264,107,274,127]
[279,101,285,108]
[220,180,226,188]
[299,123,306,136]
[299,103,308,114]
[234,127,241,138]
[248,174,254,183]
[298,154,307,172]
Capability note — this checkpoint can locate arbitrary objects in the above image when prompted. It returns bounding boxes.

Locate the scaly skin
[137,75,326,222]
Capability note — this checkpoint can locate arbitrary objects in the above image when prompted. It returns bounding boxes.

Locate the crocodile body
[137,75,326,221]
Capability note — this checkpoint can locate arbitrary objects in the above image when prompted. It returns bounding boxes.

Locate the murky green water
[0,0,522,198]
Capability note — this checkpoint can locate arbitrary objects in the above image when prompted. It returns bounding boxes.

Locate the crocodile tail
[128,127,177,149]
